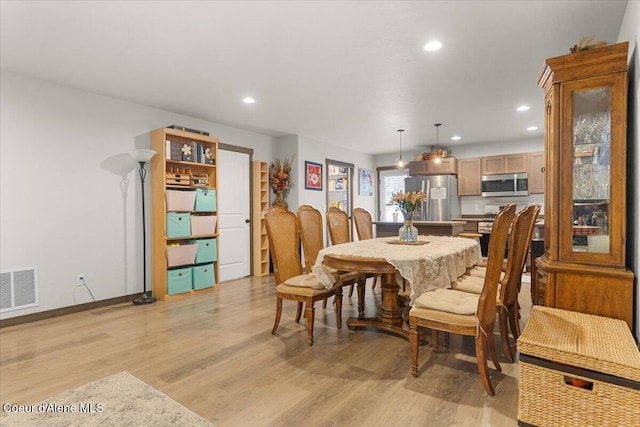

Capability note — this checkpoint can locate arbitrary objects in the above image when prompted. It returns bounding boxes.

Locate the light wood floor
[0,274,533,426]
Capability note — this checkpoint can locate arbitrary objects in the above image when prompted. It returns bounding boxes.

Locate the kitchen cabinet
[504,153,527,173]
[457,152,543,196]
[527,152,545,194]
[481,154,527,175]
[408,157,457,176]
[481,155,506,175]
[150,127,219,301]
[457,158,481,196]
[535,42,633,328]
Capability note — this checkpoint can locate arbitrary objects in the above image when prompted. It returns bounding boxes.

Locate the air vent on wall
[0,267,38,313]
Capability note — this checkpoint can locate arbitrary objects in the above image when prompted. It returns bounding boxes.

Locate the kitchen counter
[452,217,481,233]
[373,221,465,237]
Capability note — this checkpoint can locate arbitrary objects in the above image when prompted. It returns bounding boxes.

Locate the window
[378,168,408,221]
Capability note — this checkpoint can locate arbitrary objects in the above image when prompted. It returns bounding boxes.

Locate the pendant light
[396,129,405,168]
[433,123,442,164]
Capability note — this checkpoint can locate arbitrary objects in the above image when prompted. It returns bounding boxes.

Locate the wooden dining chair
[326,207,351,245]
[297,205,362,312]
[265,206,343,346]
[454,204,540,362]
[326,207,372,311]
[408,204,516,396]
[352,207,381,290]
[499,204,539,353]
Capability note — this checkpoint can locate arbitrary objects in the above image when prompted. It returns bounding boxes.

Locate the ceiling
[0,1,628,155]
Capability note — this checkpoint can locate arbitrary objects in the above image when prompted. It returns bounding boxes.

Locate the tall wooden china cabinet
[536,42,633,329]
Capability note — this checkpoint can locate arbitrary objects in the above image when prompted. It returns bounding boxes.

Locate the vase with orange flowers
[390,190,426,242]
[270,154,296,209]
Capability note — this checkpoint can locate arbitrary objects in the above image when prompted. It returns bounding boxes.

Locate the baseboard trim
[0,293,144,328]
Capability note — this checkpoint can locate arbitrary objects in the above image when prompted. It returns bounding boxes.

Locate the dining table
[312,235,481,339]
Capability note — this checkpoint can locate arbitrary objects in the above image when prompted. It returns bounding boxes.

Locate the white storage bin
[166,243,198,267]
[191,215,217,236]
[166,190,196,212]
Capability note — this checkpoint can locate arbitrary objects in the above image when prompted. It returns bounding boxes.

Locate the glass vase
[399,219,418,242]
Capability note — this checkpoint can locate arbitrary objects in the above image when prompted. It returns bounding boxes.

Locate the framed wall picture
[305,161,323,191]
[359,168,373,196]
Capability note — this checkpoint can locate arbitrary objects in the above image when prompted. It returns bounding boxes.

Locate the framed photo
[305,161,323,191]
[359,168,373,196]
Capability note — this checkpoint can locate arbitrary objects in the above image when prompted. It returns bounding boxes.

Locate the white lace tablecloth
[312,235,481,304]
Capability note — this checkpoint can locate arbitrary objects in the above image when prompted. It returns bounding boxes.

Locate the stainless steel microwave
[481,173,529,197]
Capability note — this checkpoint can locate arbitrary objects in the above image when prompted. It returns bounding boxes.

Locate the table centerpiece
[391,190,425,242]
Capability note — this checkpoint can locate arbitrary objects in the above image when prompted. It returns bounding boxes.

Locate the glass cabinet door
[571,87,610,254]
[559,73,626,267]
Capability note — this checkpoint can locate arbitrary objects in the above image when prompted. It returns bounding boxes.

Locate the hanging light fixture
[433,123,442,164]
[396,129,405,168]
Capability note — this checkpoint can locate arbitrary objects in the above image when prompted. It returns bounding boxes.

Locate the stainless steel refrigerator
[404,175,460,221]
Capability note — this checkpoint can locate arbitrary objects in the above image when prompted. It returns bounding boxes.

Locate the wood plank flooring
[0,274,532,426]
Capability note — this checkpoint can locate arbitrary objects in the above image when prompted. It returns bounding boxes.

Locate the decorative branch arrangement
[570,36,608,53]
[270,154,296,209]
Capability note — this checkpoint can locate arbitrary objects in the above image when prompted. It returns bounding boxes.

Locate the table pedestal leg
[347,272,408,339]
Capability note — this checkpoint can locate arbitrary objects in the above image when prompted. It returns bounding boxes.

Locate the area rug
[0,371,212,426]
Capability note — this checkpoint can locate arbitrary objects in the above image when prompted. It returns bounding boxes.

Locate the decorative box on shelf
[166,140,197,162]
[166,167,192,186]
[191,174,209,188]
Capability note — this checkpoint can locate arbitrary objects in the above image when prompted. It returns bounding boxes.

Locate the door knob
[245,219,251,223]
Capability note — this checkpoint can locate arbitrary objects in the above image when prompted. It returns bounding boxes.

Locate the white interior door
[218,149,251,281]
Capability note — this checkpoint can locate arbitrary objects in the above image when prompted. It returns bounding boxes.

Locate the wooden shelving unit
[252,161,269,276]
[149,127,220,301]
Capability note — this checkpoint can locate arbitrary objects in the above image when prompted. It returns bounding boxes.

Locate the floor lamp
[130,149,157,305]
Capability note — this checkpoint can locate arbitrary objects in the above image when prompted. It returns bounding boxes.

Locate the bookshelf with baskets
[252,161,269,276]
[149,127,219,301]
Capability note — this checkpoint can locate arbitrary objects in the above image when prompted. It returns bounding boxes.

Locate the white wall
[0,71,274,319]
[298,136,376,215]
[617,0,639,340]
[267,135,375,269]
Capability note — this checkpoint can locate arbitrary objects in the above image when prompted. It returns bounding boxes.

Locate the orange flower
[390,191,426,219]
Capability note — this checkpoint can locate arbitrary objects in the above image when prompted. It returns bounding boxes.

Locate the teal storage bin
[166,213,191,238]
[195,238,217,263]
[194,188,216,212]
[192,264,215,290]
[167,267,192,295]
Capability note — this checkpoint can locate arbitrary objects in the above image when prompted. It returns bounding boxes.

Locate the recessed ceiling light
[242,97,256,104]
[451,136,461,141]
[527,126,538,131]
[517,105,530,112]
[423,41,443,51]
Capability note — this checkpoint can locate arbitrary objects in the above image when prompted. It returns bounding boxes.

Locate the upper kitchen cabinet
[408,158,457,176]
[481,154,528,175]
[536,42,633,328]
[527,152,545,194]
[457,158,481,196]
[457,152,543,196]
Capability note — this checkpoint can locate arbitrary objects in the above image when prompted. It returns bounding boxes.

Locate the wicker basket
[517,306,640,427]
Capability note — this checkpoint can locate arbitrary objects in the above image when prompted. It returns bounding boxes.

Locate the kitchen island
[373,221,465,237]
